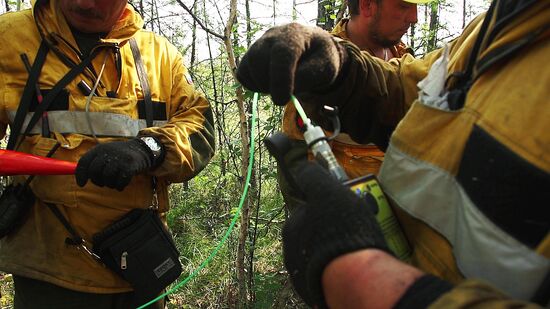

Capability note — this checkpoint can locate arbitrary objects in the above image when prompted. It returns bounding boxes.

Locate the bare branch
[174,0,225,40]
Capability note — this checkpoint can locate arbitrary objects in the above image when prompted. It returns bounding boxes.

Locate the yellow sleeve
[302,41,436,148]
[140,52,215,183]
[429,279,543,309]
[303,22,475,148]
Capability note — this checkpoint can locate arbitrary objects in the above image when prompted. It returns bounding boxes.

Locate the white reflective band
[8,111,167,137]
[379,144,550,300]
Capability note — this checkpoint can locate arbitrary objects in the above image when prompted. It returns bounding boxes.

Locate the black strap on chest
[7,41,49,150]
[19,54,97,145]
[9,45,98,151]
[10,37,154,150]
[129,38,153,128]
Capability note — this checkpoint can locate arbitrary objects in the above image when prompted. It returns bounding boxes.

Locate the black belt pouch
[0,184,35,238]
[92,208,182,304]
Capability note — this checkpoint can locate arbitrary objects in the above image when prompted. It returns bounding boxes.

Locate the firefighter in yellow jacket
[0,0,214,307]
[279,0,417,213]
[281,0,414,178]
[237,0,549,307]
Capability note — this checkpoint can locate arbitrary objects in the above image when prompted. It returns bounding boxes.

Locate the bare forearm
[322,249,423,309]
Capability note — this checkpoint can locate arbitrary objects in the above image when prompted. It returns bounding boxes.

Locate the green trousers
[13,276,164,309]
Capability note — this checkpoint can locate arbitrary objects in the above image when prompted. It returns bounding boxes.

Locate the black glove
[237,23,349,106]
[75,138,162,191]
[283,161,389,308]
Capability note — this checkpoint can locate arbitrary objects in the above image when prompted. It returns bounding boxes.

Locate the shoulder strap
[446,1,496,110]
[129,38,153,128]
[128,38,160,217]
[7,41,49,150]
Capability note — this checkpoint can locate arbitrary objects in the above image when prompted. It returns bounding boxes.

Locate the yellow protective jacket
[304,1,549,307]
[0,0,215,293]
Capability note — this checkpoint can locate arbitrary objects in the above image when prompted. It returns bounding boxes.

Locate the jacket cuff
[394,275,453,309]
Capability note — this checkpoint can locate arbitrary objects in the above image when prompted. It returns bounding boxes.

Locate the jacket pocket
[20,136,79,208]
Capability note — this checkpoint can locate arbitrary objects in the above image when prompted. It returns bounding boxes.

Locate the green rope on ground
[137,92,259,309]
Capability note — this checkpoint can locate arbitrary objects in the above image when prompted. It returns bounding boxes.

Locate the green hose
[137,92,259,308]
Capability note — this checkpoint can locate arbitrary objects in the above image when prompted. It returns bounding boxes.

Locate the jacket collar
[468,0,549,79]
[32,0,144,47]
[331,18,410,58]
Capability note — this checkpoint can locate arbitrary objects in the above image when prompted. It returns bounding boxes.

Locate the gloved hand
[237,23,349,106]
[283,161,389,308]
[75,138,162,191]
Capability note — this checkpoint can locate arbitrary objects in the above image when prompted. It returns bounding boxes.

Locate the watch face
[142,137,161,152]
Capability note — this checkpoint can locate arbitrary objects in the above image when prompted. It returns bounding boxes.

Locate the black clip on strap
[44,201,100,260]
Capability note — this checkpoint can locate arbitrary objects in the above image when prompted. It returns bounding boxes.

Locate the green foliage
[317,0,344,29]
[163,144,297,307]
[0,273,14,308]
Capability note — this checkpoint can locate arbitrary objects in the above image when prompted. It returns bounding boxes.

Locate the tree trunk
[246,0,252,48]
[409,23,416,52]
[335,0,348,25]
[462,0,467,29]
[153,0,161,34]
[222,0,253,306]
[190,0,197,69]
[273,0,276,25]
[427,1,440,53]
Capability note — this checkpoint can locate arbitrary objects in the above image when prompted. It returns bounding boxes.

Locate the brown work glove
[236,23,349,106]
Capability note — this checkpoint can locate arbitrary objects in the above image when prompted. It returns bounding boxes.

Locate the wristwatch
[139,136,163,161]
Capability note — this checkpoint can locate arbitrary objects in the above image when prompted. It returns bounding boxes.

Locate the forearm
[322,249,542,309]
[322,249,424,309]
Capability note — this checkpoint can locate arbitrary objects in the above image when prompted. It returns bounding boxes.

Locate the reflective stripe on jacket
[0,0,215,293]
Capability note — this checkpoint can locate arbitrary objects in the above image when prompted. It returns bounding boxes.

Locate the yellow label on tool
[345,175,412,262]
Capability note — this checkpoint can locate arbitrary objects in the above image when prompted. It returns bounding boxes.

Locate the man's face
[59,0,128,33]
[368,0,418,47]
